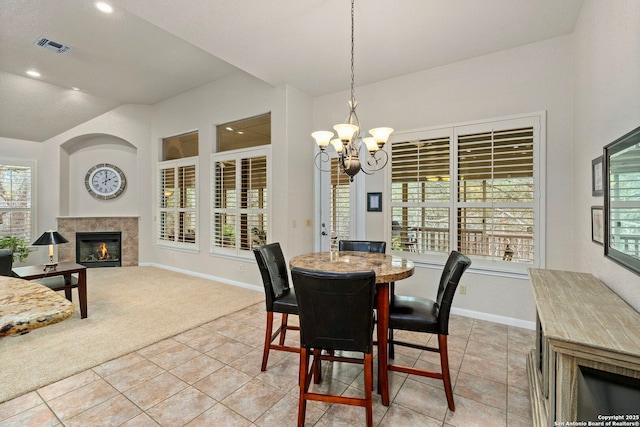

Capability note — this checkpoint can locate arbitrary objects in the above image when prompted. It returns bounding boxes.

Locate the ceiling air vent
[33,37,73,54]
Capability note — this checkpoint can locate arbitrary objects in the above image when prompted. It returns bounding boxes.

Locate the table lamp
[32,230,69,271]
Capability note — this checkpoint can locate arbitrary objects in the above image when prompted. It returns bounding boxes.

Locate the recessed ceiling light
[95,2,113,13]
[26,70,41,78]
[71,87,80,91]
[226,127,234,131]
[237,131,244,135]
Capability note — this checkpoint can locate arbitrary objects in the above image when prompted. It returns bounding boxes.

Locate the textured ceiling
[0,0,584,142]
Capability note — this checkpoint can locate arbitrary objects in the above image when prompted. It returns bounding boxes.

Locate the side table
[12,262,88,319]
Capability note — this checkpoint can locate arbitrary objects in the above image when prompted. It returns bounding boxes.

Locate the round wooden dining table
[289,251,414,406]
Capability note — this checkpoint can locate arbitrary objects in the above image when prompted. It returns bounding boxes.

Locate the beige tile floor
[0,302,534,426]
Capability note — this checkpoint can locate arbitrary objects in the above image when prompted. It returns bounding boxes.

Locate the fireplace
[76,232,122,268]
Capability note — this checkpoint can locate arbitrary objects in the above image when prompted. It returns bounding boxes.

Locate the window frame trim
[0,158,36,243]
[156,156,199,251]
[210,145,271,259]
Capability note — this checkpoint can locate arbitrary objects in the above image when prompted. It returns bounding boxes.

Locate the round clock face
[85,164,126,199]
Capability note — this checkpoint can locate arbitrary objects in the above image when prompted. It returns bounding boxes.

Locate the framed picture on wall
[592,206,604,245]
[592,156,603,196]
[367,192,382,212]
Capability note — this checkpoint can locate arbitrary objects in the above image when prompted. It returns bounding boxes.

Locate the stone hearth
[57,217,138,267]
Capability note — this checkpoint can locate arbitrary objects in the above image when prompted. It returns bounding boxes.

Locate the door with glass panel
[318,157,364,251]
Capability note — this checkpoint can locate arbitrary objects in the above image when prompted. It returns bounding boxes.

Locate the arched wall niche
[59,133,139,217]
[61,132,136,154]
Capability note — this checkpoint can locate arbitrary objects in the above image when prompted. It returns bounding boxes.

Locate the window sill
[407,257,531,279]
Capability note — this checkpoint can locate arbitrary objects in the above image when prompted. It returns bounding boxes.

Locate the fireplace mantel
[57,216,138,267]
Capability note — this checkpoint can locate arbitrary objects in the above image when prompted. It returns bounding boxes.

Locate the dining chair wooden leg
[439,334,455,411]
[312,348,322,384]
[261,311,275,371]
[298,348,309,427]
[279,313,289,345]
[389,281,395,360]
[364,353,374,427]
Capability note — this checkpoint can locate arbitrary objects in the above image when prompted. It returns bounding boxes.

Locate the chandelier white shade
[311,0,393,181]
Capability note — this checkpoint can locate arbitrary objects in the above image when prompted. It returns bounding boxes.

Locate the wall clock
[85,163,126,199]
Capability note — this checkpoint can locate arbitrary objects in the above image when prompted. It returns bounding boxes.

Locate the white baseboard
[139,262,263,293]
[139,262,535,329]
[452,307,536,330]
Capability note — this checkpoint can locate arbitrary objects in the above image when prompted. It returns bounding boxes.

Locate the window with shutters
[157,158,198,248]
[0,161,34,242]
[607,138,640,262]
[390,114,544,272]
[330,158,351,250]
[211,147,269,256]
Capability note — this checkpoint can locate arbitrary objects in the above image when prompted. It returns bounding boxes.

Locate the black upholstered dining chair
[253,242,300,371]
[291,267,377,427]
[387,250,471,411]
[0,249,13,277]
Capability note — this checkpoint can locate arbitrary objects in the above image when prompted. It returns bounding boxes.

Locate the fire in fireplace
[76,232,122,267]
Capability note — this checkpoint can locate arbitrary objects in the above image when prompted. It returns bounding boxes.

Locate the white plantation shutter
[0,162,34,241]
[212,147,268,255]
[158,158,198,247]
[457,127,534,262]
[240,156,268,249]
[331,158,350,250]
[391,136,451,253]
[213,158,236,249]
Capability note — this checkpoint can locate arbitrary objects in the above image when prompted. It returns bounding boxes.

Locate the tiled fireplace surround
[57,217,139,267]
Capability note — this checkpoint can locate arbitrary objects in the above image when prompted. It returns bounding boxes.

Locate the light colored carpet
[0,266,264,403]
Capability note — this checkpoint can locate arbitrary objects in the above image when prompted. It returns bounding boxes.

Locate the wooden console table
[12,262,88,318]
[527,269,640,425]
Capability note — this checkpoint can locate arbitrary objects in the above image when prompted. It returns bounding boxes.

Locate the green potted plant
[0,236,30,263]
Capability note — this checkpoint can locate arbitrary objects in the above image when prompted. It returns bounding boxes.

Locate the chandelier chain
[350,0,355,108]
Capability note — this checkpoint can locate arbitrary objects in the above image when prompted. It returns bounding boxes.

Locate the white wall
[272,84,315,259]
[65,138,137,217]
[42,104,152,220]
[572,0,640,308]
[313,35,574,325]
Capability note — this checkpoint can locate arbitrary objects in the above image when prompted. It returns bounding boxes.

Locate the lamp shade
[32,230,69,246]
[369,127,394,147]
[363,137,379,153]
[330,138,344,153]
[333,124,359,143]
[311,131,334,150]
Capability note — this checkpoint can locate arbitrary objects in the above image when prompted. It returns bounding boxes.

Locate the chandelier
[311,0,393,182]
